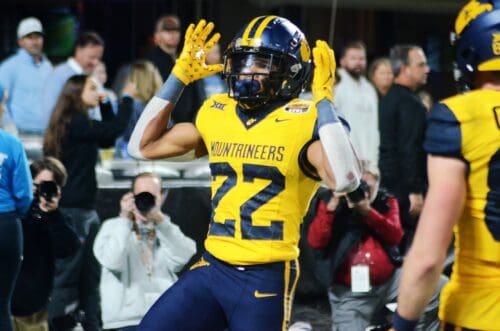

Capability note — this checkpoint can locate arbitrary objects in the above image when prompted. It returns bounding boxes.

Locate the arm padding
[317,99,361,193]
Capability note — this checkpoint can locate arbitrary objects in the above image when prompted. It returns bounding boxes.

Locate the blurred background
[0,0,462,101]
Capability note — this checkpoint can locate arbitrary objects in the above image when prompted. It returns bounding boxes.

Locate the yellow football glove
[311,40,336,103]
[172,19,224,85]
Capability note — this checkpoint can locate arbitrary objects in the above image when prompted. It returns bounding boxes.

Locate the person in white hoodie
[93,172,196,331]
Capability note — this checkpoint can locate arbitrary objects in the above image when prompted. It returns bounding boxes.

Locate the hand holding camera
[334,180,371,216]
[30,181,61,220]
[120,191,163,225]
[37,181,60,212]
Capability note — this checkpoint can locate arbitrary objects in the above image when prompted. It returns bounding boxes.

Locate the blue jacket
[0,48,53,133]
[0,129,32,216]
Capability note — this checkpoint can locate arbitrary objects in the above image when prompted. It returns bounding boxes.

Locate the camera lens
[134,192,156,214]
[38,181,58,201]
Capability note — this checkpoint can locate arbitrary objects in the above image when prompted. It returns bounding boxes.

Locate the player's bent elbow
[127,143,150,160]
[334,176,360,193]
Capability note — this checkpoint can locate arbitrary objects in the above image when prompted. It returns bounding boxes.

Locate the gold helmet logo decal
[493,33,500,55]
[455,0,493,35]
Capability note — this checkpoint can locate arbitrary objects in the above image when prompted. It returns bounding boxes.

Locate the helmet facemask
[223,51,286,110]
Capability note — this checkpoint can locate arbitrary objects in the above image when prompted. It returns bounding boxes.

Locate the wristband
[157,75,186,103]
[317,99,340,125]
[392,311,418,331]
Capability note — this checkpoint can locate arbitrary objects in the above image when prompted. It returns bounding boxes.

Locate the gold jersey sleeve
[424,89,500,330]
[195,94,321,265]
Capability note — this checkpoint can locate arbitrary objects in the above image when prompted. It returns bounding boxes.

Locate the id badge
[351,265,371,293]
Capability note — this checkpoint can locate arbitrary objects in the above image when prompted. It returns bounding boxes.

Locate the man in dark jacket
[147,14,205,124]
[378,44,429,253]
[11,157,80,330]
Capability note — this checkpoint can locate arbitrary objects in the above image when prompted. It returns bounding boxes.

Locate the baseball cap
[17,17,44,39]
[156,15,181,31]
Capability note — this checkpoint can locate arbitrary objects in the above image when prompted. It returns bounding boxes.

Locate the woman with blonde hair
[43,74,134,330]
[127,60,163,104]
[116,60,163,159]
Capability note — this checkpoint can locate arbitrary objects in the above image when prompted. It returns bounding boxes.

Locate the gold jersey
[424,89,500,330]
[195,94,321,265]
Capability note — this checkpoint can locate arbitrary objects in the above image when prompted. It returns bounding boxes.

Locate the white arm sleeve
[128,75,197,161]
[317,99,362,193]
[127,96,168,160]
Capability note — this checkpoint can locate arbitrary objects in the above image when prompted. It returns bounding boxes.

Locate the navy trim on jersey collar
[236,100,288,129]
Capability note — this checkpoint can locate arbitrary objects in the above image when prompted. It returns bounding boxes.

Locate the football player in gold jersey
[394,1,500,330]
[127,16,362,331]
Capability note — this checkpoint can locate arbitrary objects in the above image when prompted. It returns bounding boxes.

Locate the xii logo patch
[493,33,500,55]
[211,101,226,111]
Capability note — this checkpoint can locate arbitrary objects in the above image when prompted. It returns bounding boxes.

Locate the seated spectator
[11,157,80,331]
[307,163,447,331]
[368,57,393,98]
[93,172,196,331]
[115,60,163,159]
[0,17,53,135]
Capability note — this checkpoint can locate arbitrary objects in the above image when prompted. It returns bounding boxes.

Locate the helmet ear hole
[462,47,479,72]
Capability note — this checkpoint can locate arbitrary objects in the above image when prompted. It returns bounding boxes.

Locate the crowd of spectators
[0,12,450,331]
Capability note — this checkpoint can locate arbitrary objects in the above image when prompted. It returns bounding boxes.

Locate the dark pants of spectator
[0,213,23,331]
[48,208,101,331]
[328,269,447,331]
[383,182,418,255]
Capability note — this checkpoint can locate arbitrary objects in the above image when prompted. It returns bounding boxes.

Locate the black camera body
[35,181,58,202]
[30,181,59,221]
[134,192,156,215]
[338,179,371,207]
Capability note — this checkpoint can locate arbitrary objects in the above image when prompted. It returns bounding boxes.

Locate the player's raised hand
[172,19,223,85]
[311,40,336,103]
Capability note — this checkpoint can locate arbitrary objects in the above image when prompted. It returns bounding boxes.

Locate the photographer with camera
[93,172,196,331]
[307,163,447,331]
[11,157,80,331]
